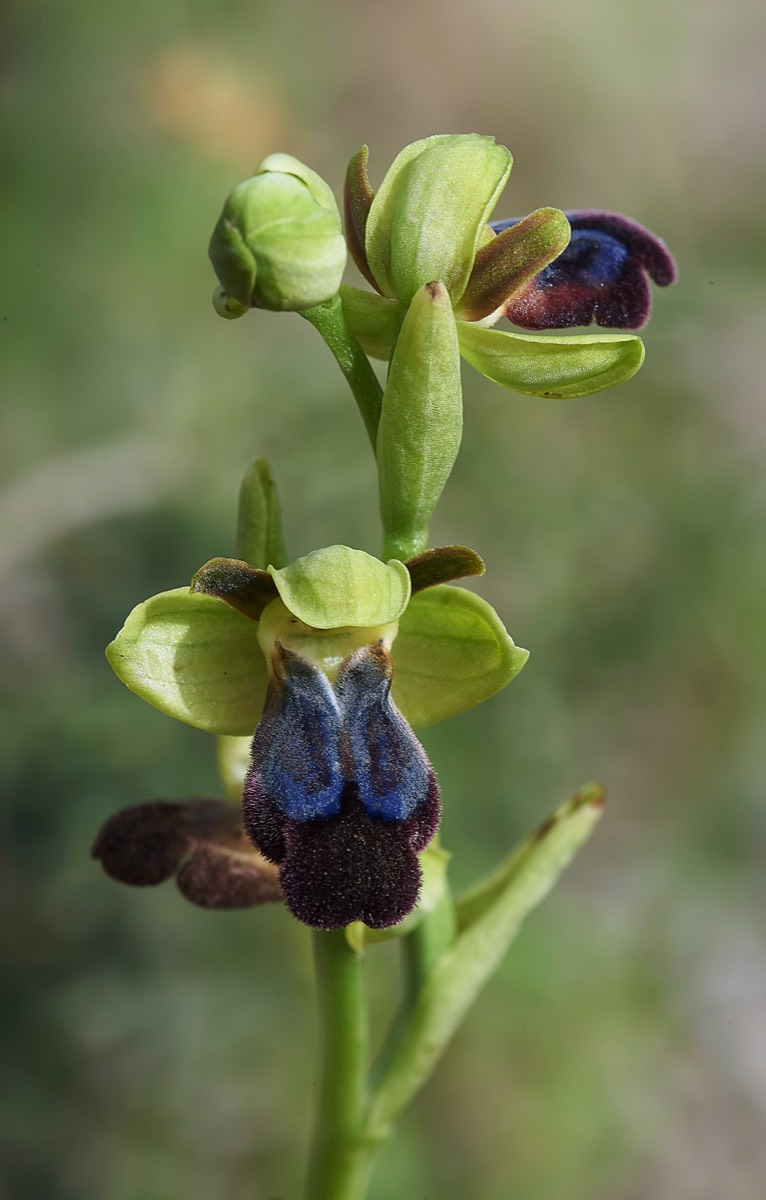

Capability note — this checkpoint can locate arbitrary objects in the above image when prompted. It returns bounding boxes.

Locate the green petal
[106,588,267,736]
[458,321,645,398]
[366,135,512,305]
[268,546,411,629]
[391,585,528,729]
[339,285,400,360]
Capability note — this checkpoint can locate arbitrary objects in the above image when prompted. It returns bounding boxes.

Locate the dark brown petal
[404,545,485,593]
[190,557,278,620]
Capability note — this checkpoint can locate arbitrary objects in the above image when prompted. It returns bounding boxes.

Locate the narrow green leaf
[458,321,645,398]
[377,283,462,562]
[365,784,605,1136]
[455,783,606,930]
[268,546,411,629]
[106,588,267,735]
[391,585,528,729]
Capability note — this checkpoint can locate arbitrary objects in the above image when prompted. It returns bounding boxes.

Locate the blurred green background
[3,1,766,1197]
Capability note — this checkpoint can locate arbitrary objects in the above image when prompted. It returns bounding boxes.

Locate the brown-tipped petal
[91,801,190,886]
[344,146,379,291]
[457,208,571,323]
[191,557,278,621]
[405,545,486,593]
[177,846,282,909]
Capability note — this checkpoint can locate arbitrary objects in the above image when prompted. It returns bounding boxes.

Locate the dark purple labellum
[491,211,677,330]
[243,642,441,929]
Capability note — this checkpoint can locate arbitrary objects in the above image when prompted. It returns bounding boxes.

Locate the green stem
[302,295,384,450]
[381,529,429,562]
[304,931,383,1200]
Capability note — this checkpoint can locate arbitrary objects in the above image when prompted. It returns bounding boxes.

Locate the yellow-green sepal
[391,585,528,729]
[458,321,645,398]
[106,588,267,735]
[365,134,512,305]
[268,546,411,629]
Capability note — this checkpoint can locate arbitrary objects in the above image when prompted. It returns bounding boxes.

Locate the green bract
[341,134,645,399]
[376,282,462,561]
[107,546,527,736]
[209,153,347,313]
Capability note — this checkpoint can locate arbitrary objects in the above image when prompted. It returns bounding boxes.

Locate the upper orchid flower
[105,544,527,929]
[340,134,676,400]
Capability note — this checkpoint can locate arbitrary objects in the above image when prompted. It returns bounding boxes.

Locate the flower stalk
[306,932,380,1200]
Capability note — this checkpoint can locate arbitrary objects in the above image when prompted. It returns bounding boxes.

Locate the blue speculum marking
[252,643,431,825]
[335,647,431,822]
[252,650,344,821]
[537,229,628,287]
[489,211,676,330]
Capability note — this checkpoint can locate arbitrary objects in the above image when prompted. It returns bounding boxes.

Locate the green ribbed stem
[302,295,384,450]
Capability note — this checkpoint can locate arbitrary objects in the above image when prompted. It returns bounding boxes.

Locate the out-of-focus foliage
[2,1,766,1198]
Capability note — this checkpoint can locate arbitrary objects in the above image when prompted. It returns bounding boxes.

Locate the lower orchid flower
[104,544,528,929]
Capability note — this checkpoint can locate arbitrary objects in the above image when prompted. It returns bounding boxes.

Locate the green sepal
[365,785,605,1136]
[365,134,512,305]
[345,845,451,950]
[458,321,646,398]
[106,588,267,736]
[236,457,288,570]
[377,282,462,562]
[268,546,411,629]
[457,208,571,322]
[339,285,400,361]
[208,154,346,312]
[343,147,378,290]
[405,545,485,593]
[391,585,528,729]
[191,558,278,620]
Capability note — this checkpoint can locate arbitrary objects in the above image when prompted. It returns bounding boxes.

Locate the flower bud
[208,153,347,312]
